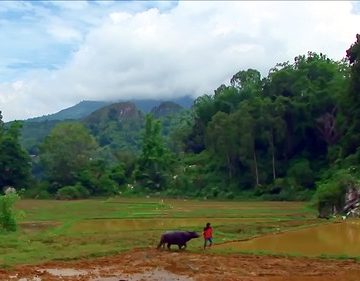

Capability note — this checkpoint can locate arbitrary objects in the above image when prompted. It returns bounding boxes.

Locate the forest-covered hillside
[2,35,360,217]
[17,98,191,154]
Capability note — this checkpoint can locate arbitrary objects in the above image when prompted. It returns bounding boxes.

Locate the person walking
[203,222,213,249]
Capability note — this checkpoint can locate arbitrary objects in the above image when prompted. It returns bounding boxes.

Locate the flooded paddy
[216,220,360,257]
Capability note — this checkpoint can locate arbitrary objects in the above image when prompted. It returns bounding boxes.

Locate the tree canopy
[0,114,31,190]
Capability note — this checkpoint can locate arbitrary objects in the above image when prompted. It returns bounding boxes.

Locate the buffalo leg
[157,239,164,249]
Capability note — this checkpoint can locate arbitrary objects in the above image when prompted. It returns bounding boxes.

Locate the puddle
[19,221,59,233]
[217,221,360,257]
[91,268,193,281]
[43,268,87,277]
[70,217,272,233]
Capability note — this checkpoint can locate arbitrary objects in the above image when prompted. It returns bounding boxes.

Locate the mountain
[84,102,143,124]
[26,101,111,122]
[24,96,194,123]
[19,99,192,154]
[150,101,184,118]
[83,102,145,151]
[19,120,64,154]
[81,100,189,152]
[129,96,193,113]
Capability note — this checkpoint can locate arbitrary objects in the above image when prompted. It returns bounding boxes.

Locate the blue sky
[0,1,359,121]
[0,1,178,81]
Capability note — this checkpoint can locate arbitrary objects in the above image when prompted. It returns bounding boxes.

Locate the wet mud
[1,248,359,281]
[19,221,60,233]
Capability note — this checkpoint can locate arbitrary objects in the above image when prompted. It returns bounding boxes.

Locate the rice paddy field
[0,198,359,280]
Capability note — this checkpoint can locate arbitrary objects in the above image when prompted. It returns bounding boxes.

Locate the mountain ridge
[24,96,194,123]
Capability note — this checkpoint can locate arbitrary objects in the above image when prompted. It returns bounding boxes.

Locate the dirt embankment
[1,249,359,281]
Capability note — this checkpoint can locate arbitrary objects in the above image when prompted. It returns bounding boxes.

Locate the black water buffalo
[157,231,199,250]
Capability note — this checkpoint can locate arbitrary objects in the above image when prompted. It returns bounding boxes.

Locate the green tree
[186,95,215,153]
[264,53,346,157]
[260,97,286,180]
[206,111,237,179]
[341,34,360,156]
[135,115,172,191]
[168,111,194,154]
[40,122,98,192]
[0,115,31,190]
[77,159,118,196]
[230,69,262,97]
[233,102,260,186]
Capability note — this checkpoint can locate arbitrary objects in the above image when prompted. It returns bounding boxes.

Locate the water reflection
[217,221,360,257]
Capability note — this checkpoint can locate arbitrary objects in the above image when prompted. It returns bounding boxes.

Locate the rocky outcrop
[343,186,360,218]
[83,102,143,124]
[3,186,16,195]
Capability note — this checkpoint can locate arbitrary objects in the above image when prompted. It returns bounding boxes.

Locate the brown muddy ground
[1,248,359,281]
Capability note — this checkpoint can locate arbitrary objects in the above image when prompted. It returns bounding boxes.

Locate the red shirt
[203,227,213,239]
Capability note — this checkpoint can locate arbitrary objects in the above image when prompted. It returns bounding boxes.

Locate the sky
[0,1,360,121]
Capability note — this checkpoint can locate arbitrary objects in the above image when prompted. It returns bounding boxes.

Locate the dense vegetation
[1,35,360,216]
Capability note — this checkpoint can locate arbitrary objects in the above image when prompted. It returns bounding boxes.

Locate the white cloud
[1,1,360,121]
[47,22,82,42]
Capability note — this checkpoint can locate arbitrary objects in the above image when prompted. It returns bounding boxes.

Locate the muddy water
[217,221,360,257]
[19,221,59,233]
[70,217,271,233]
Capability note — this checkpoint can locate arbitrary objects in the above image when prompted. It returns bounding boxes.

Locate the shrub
[224,191,235,199]
[97,175,118,195]
[76,184,91,198]
[0,193,20,232]
[287,159,315,188]
[23,182,51,199]
[312,169,357,216]
[56,183,90,200]
[37,190,51,199]
[110,164,127,186]
[78,166,119,196]
[255,178,284,196]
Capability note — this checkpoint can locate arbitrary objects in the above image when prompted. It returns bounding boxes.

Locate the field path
[0,248,359,281]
